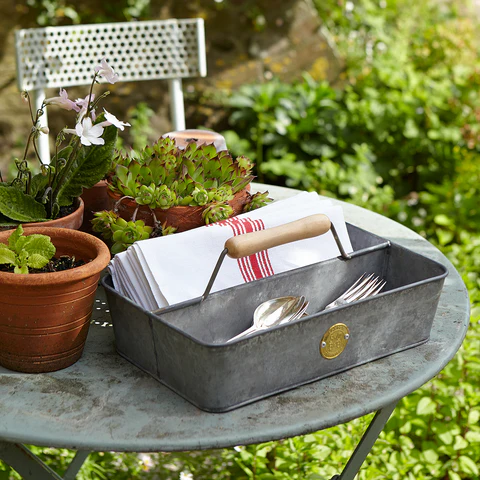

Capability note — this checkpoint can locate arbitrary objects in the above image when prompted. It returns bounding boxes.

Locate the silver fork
[324,273,386,310]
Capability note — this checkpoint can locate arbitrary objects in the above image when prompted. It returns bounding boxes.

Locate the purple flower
[45,89,80,112]
[75,94,96,120]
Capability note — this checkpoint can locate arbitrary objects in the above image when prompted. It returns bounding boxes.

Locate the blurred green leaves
[4,0,479,478]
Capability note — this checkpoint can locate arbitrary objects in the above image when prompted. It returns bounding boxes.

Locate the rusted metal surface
[0,184,470,452]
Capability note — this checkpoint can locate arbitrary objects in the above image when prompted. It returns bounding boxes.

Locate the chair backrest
[15,19,206,90]
[14,19,207,162]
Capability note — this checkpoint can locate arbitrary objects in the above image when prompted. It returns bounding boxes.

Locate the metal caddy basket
[103,214,448,413]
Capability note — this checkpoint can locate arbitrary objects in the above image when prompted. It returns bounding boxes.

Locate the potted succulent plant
[0,58,129,231]
[92,136,272,253]
[0,224,110,373]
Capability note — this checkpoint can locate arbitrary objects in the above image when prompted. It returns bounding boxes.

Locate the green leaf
[26,252,51,269]
[458,455,479,475]
[434,214,453,226]
[55,124,118,206]
[312,445,332,462]
[448,471,462,480]
[0,216,19,228]
[403,118,420,138]
[0,228,55,273]
[52,146,74,165]
[29,172,49,198]
[465,431,480,443]
[467,410,480,425]
[14,264,28,274]
[437,228,455,246]
[23,234,56,260]
[453,435,469,450]
[13,235,29,255]
[436,428,454,445]
[427,129,442,140]
[422,449,439,464]
[7,225,24,250]
[0,246,15,265]
[0,186,47,222]
[416,397,437,415]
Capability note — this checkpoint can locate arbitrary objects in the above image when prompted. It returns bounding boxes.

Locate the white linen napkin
[109,192,353,310]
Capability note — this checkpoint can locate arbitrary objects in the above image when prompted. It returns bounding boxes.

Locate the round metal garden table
[0,184,470,480]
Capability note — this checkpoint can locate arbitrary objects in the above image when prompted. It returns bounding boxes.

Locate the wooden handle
[225,214,331,259]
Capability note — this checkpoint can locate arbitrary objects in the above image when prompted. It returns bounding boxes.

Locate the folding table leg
[330,400,398,480]
[62,450,90,479]
[0,442,89,480]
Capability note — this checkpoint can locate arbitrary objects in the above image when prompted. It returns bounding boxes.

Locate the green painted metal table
[0,185,470,479]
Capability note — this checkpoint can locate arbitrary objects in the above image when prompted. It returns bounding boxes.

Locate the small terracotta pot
[0,198,85,232]
[0,227,111,373]
[80,180,110,233]
[107,187,251,233]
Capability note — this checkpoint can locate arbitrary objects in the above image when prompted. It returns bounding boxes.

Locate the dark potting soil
[0,256,86,274]
[58,204,76,218]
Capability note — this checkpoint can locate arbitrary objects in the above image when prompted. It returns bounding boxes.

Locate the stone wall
[0,0,341,175]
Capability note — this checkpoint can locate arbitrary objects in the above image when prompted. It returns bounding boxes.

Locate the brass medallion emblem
[320,323,350,359]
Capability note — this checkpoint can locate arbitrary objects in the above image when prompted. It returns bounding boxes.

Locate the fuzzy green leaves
[55,124,118,206]
[0,186,47,223]
[0,245,16,267]
[0,225,56,273]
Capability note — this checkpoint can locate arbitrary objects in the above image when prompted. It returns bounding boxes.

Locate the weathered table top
[0,184,470,452]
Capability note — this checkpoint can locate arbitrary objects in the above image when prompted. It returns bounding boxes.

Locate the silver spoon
[280,297,309,324]
[227,296,306,342]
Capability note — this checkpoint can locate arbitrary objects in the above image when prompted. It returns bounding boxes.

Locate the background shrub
[2,0,479,478]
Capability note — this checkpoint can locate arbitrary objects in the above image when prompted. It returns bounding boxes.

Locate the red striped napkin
[109,192,353,310]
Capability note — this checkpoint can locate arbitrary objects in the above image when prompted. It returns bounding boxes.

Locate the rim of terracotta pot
[0,227,111,286]
[0,197,85,232]
[24,197,85,229]
[13,197,85,228]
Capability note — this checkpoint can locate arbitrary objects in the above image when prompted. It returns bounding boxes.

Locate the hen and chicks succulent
[94,136,272,252]
[109,136,256,211]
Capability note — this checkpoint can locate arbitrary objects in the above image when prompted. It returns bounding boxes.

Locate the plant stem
[32,137,45,166]
[86,73,98,117]
[26,92,35,125]
[26,170,32,195]
[50,137,81,205]
[22,129,36,162]
[22,104,46,165]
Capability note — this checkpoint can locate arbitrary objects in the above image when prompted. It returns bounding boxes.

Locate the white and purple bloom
[64,117,104,146]
[45,88,80,112]
[100,109,131,131]
[95,58,120,84]
[75,94,96,120]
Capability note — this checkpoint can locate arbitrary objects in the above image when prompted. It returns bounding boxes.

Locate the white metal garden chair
[14,19,207,163]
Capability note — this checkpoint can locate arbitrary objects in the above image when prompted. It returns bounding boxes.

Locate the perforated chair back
[15,19,207,162]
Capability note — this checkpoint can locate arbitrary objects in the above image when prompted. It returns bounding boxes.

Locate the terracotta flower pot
[0,227,111,373]
[0,197,85,232]
[80,180,110,234]
[106,187,251,233]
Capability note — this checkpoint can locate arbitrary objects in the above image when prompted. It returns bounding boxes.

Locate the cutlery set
[228,273,385,341]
